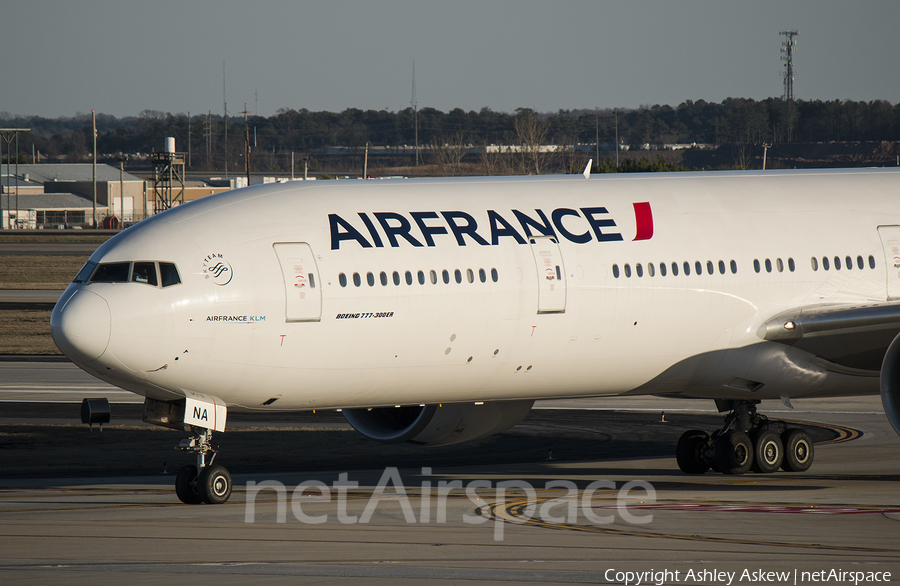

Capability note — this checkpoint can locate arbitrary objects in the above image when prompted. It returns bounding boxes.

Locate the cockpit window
[90,262,131,283]
[73,261,98,283]
[132,262,159,286]
[159,263,181,287]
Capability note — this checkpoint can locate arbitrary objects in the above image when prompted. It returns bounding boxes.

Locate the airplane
[50,166,900,505]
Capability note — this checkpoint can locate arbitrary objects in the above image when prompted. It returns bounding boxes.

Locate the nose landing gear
[676,399,814,475]
[175,428,232,504]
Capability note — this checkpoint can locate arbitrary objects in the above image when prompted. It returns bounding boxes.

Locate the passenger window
[91,262,130,283]
[683,261,690,276]
[822,257,830,271]
[624,264,632,278]
[74,261,98,283]
[454,269,462,284]
[353,272,361,287]
[636,263,643,277]
[430,270,437,284]
[467,268,474,283]
[479,268,486,283]
[367,272,375,287]
[392,271,401,286]
[845,256,852,270]
[730,260,737,274]
[707,260,714,275]
[339,273,347,287]
[695,261,702,275]
[418,270,425,285]
[491,268,499,282]
[788,258,795,272]
[671,262,679,276]
[834,256,841,270]
[308,273,316,288]
[380,271,388,286]
[442,270,450,284]
[613,264,620,278]
[765,259,772,273]
[159,263,181,287]
[869,255,876,269]
[648,263,655,277]
[405,271,413,285]
[718,260,725,275]
[776,258,783,273]
[857,255,864,270]
[659,262,667,277]
[132,262,158,286]
[811,257,818,271]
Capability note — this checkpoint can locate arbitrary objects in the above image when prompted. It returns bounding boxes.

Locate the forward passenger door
[273,243,322,321]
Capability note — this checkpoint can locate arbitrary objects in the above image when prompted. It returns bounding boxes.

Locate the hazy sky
[2,0,898,118]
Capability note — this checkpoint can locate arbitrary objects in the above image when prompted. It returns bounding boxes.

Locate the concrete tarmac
[1,362,899,584]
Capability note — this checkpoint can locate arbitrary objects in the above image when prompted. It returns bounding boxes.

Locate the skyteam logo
[203,253,233,286]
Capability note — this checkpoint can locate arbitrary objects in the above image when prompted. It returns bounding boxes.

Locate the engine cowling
[342,400,534,446]
[880,332,900,436]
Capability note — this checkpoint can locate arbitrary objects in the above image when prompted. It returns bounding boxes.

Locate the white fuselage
[51,169,900,411]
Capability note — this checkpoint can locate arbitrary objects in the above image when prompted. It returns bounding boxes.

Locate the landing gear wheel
[676,430,711,474]
[175,464,203,504]
[198,464,232,504]
[750,429,783,473]
[714,430,754,474]
[781,429,813,472]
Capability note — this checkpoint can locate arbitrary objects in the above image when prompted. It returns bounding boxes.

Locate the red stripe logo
[632,202,653,241]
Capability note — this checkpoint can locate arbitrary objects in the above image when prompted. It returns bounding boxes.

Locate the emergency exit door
[529,236,567,313]
[877,225,900,301]
[273,243,322,321]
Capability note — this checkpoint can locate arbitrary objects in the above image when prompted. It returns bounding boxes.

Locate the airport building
[0,163,240,229]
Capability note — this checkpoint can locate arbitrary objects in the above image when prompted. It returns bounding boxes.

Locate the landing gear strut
[175,427,232,504]
[676,399,814,475]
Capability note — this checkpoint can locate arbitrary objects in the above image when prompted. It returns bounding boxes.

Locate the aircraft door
[529,236,566,313]
[273,242,322,321]
[878,225,900,301]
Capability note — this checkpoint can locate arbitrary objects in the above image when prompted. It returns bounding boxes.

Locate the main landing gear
[174,427,233,504]
[676,399,814,475]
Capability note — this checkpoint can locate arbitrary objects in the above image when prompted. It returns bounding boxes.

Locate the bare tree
[479,143,512,176]
[431,132,469,176]
[514,109,550,174]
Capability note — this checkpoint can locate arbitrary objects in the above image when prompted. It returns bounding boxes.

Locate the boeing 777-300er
[50,167,900,504]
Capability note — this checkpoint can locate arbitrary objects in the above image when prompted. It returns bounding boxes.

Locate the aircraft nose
[51,289,111,363]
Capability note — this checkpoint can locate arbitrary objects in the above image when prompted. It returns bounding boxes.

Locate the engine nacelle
[342,400,535,447]
[881,332,900,436]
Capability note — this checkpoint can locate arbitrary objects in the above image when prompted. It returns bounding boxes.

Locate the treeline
[1,98,898,170]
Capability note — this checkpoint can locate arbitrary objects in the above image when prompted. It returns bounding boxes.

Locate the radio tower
[780,30,798,142]
[411,60,418,167]
[780,30,798,101]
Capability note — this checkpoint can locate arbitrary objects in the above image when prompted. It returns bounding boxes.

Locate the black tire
[676,430,710,474]
[198,464,232,504]
[781,429,814,472]
[175,464,203,504]
[750,429,783,473]
[714,430,754,474]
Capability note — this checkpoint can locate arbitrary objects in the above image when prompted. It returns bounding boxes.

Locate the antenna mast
[779,30,798,142]
[223,61,228,177]
[780,30,798,101]
[412,60,418,168]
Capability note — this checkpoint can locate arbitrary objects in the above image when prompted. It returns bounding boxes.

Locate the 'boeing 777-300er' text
[51,167,900,504]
